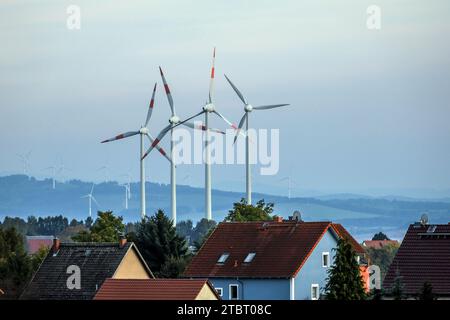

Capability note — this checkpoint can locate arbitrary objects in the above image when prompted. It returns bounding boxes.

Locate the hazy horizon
[1,1,450,199]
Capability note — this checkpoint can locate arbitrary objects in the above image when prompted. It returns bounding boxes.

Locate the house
[184,217,366,300]
[20,237,153,300]
[25,235,54,254]
[362,240,399,249]
[94,278,220,300]
[383,222,450,299]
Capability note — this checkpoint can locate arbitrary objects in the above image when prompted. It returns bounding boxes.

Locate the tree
[365,242,399,280]
[324,238,366,300]
[132,209,188,277]
[372,232,390,241]
[225,198,274,222]
[72,211,124,242]
[390,269,405,300]
[0,227,33,298]
[418,282,435,300]
[84,216,93,229]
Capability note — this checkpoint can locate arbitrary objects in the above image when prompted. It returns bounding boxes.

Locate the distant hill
[0,175,449,241]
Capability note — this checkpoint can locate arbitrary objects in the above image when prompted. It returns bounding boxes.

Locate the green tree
[0,227,33,298]
[132,210,188,277]
[390,270,405,300]
[324,238,366,300]
[418,281,435,300]
[72,211,124,242]
[365,243,399,281]
[372,232,390,241]
[225,198,274,222]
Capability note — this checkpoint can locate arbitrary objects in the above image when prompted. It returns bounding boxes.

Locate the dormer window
[244,252,256,263]
[217,253,230,264]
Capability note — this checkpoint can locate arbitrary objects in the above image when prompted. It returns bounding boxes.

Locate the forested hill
[0,175,449,240]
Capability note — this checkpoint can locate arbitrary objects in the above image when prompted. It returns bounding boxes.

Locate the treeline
[0,215,93,237]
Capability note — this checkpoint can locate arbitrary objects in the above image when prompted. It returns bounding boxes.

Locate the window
[216,288,223,297]
[311,284,319,300]
[229,284,239,300]
[217,253,229,264]
[244,252,256,263]
[322,252,330,267]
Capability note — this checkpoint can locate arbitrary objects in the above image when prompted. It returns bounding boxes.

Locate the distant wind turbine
[17,152,32,179]
[225,74,289,205]
[101,83,172,219]
[279,176,296,199]
[121,183,130,209]
[81,183,99,218]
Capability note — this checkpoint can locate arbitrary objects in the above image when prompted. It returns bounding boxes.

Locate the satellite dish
[293,210,302,221]
[420,213,429,226]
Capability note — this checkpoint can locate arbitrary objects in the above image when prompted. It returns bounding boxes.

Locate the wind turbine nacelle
[169,115,180,124]
[204,103,215,112]
[245,104,253,112]
[139,127,149,134]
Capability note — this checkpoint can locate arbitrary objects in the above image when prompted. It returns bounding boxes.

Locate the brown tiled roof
[362,240,399,250]
[184,221,360,278]
[383,223,450,296]
[331,223,365,254]
[94,279,219,300]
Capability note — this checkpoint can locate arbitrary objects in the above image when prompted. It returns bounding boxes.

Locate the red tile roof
[362,240,399,249]
[184,221,361,278]
[331,223,365,254]
[94,279,218,300]
[383,223,450,296]
[26,236,53,254]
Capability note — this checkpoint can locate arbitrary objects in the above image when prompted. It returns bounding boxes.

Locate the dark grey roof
[20,242,151,300]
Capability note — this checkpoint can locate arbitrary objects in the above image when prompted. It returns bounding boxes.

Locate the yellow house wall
[195,284,219,300]
[113,248,152,279]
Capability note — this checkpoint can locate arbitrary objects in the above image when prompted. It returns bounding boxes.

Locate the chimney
[52,237,61,253]
[273,216,283,223]
[119,234,127,248]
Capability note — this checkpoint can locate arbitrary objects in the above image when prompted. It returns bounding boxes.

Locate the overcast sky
[1,0,450,198]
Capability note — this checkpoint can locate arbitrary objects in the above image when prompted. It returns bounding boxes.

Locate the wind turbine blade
[143,133,173,164]
[182,122,225,135]
[91,196,100,207]
[145,83,157,127]
[208,47,216,104]
[233,113,248,144]
[81,195,89,198]
[172,110,205,130]
[224,74,247,105]
[141,124,172,159]
[90,183,95,195]
[101,131,139,143]
[253,104,290,110]
[212,110,236,129]
[159,67,175,116]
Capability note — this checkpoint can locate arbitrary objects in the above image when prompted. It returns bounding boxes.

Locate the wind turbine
[17,152,31,179]
[81,183,99,218]
[44,165,57,189]
[121,183,130,209]
[224,74,289,205]
[280,176,296,199]
[101,83,172,219]
[97,165,110,183]
[142,66,224,226]
[143,48,236,221]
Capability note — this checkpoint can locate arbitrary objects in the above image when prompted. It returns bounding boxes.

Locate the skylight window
[217,253,230,264]
[244,252,256,263]
[427,225,437,233]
